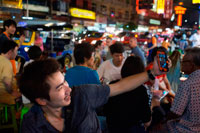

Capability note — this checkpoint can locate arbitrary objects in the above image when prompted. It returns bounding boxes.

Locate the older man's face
[129,38,137,48]
[181,54,195,75]
[106,39,112,46]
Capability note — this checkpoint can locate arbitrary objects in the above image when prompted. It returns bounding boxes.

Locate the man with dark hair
[105,56,151,133]
[0,19,25,75]
[19,57,162,132]
[0,40,21,104]
[24,46,42,67]
[166,47,200,132]
[98,42,125,84]
[65,43,100,87]
[0,19,17,52]
[0,19,25,48]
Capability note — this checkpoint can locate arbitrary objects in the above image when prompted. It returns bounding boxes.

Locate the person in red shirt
[34,31,44,51]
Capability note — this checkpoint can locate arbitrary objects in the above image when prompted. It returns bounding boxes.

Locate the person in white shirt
[97,42,125,84]
[189,29,200,47]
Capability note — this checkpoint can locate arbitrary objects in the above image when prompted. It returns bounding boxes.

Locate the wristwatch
[147,70,155,80]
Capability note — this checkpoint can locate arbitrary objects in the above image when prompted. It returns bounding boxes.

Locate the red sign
[174,6,187,26]
[96,15,107,24]
[164,0,173,19]
[174,6,186,14]
[145,10,161,19]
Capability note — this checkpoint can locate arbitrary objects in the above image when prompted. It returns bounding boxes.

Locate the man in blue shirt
[19,58,162,133]
[129,37,146,66]
[65,43,100,87]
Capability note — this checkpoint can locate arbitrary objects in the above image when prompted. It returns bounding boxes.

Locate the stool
[0,104,18,133]
[19,103,32,132]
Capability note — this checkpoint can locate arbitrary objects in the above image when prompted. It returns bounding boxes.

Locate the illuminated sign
[149,19,161,25]
[174,6,187,26]
[175,6,186,14]
[70,8,96,20]
[164,0,173,19]
[2,0,23,9]
[193,0,200,4]
[157,0,165,14]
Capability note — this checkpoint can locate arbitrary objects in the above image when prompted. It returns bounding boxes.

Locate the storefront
[70,7,96,33]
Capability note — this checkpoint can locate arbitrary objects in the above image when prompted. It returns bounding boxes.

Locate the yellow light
[179,2,183,5]
[193,0,200,4]
[174,6,186,15]
[177,15,182,26]
[157,0,165,14]
[70,8,96,20]
[135,34,138,38]
[2,0,23,9]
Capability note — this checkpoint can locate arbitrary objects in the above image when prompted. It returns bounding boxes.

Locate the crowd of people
[1,19,200,133]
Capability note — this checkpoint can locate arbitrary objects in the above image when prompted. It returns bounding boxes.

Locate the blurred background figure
[57,53,72,73]
[178,34,188,54]
[162,37,170,51]
[167,50,181,93]
[24,45,42,67]
[146,33,157,64]
[129,37,146,66]
[189,29,200,48]
[102,37,113,61]
[93,40,103,70]
[34,31,44,51]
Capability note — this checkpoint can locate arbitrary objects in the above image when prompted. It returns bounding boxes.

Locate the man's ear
[35,98,47,106]
[5,26,8,30]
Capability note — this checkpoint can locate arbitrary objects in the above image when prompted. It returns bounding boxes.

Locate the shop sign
[71,19,82,25]
[83,21,95,26]
[174,6,186,26]
[0,11,11,19]
[193,0,200,4]
[96,15,107,24]
[157,0,165,14]
[70,8,96,20]
[2,0,23,9]
[145,10,161,19]
[23,4,49,12]
[149,19,161,25]
[164,0,173,19]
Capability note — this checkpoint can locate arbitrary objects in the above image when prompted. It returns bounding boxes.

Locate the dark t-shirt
[0,33,10,53]
[21,84,110,133]
[104,81,151,128]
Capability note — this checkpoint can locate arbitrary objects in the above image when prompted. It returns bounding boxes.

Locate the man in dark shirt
[18,58,162,132]
[0,19,17,53]
[0,19,25,53]
[0,19,25,75]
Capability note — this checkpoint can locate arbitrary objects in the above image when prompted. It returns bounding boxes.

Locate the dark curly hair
[18,58,61,104]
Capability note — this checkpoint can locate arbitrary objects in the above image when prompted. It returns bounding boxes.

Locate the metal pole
[26,0,29,17]
[51,29,54,52]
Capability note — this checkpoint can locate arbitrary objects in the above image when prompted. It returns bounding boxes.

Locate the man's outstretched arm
[109,71,149,97]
